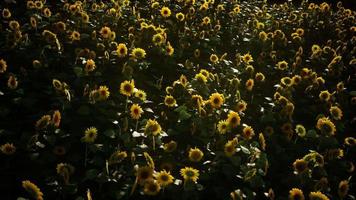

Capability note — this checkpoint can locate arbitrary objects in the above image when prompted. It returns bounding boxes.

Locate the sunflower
[2,8,11,19]
[179,74,188,87]
[224,138,238,157]
[136,166,154,185]
[98,86,110,100]
[289,188,305,200]
[329,106,343,120]
[7,75,18,89]
[161,7,171,18]
[108,150,127,165]
[309,191,329,200]
[22,180,44,200]
[35,115,51,130]
[134,89,147,101]
[116,43,128,57]
[295,124,306,137]
[316,117,336,136]
[152,33,164,46]
[235,100,247,112]
[281,77,294,87]
[163,140,177,153]
[84,59,96,72]
[209,92,224,109]
[180,167,199,183]
[292,75,302,85]
[338,180,349,198]
[143,179,161,195]
[130,104,143,120]
[276,60,288,70]
[70,31,80,41]
[81,12,89,23]
[195,73,208,83]
[293,159,308,174]
[188,147,204,162]
[242,126,255,140]
[0,143,16,155]
[166,43,174,56]
[155,170,174,187]
[227,111,241,128]
[210,54,219,63]
[120,80,135,96]
[344,137,356,146]
[217,120,229,134]
[242,53,253,64]
[9,20,20,30]
[245,79,254,91]
[145,119,162,136]
[100,26,111,39]
[131,48,146,59]
[233,5,241,14]
[0,59,7,73]
[82,127,98,143]
[43,8,51,17]
[51,110,61,127]
[164,95,176,107]
[259,31,267,41]
[255,72,265,82]
[176,12,185,21]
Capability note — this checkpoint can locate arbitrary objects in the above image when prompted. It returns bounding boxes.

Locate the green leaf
[103,129,116,138]
[73,67,83,77]
[85,169,98,180]
[306,129,317,138]
[77,105,90,115]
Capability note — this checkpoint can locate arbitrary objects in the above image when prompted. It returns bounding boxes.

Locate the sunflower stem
[152,136,155,151]
[84,144,88,167]
[130,176,138,196]
[135,119,139,132]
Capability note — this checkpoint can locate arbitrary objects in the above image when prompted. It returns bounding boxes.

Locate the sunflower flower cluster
[0,0,355,199]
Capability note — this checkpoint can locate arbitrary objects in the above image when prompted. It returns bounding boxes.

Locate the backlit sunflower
[293,159,308,174]
[120,80,135,96]
[130,104,143,120]
[0,143,16,155]
[84,59,96,72]
[309,191,329,200]
[209,92,224,109]
[100,26,111,39]
[180,167,199,183]
[0,59,7,73]
[329,106,343,120]
[161,7,171,18]
[52,110,61,127]
[134,89,147,101]
[131,48,146,59]
[217,120,229,134]
[188,147,204,162]
[227,111,241,128]
[164,95,176,107]
[82,127,98,143]
[22,180,44,200]
[116,43,128,57]
[143,179,161,195]
[245,79,254,91]
[316,117,336,136]
[137,166,153,185]
[155,170,174,187]
[289,188,305,200]
[145,119,162,136]
[242,126,255,140]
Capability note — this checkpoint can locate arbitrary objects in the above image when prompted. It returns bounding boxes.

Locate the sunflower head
[180,167,199,183]
[227,111,241,128]
[217,120,229,134]
[163,140,177,153]
[137,166,154,185]
[130,104,143,120]
[329,106,343,120]
[145,119,162,136]
[209,92,224,109]
[188,147,204,162]
[309,191,329,200]
[22,180,44,200]
[242,126,255,140]
[116,43,128,57]
[82,127,98,143]
[155,170,174,187]
[0,143,16,155]
[131,48,146,59]
[164,95,176,107]
[161,7,171,18]
[293,159,308,174]
[289,188,305,200]
[316,117,336,136]
[120,80,135,96]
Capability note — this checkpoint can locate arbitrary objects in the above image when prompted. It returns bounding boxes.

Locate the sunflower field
[0,0,355,199]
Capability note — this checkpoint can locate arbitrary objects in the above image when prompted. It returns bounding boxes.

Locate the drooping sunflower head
[180,167,199,183]
[130,104,143,120]
[137,166,154,185]
[163,140,177,153]
[195,73,208,83]
[209,92,224,109]
[309,191,329,200]
[227,111,241,128]
[188,147,204,162]
[143,179,161,195]
[289,188,305,200]
[120,80,135,96]
[22,180,44,200]
[255,72,265,82]
[235,100,247,112]
[145,119,162,136]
